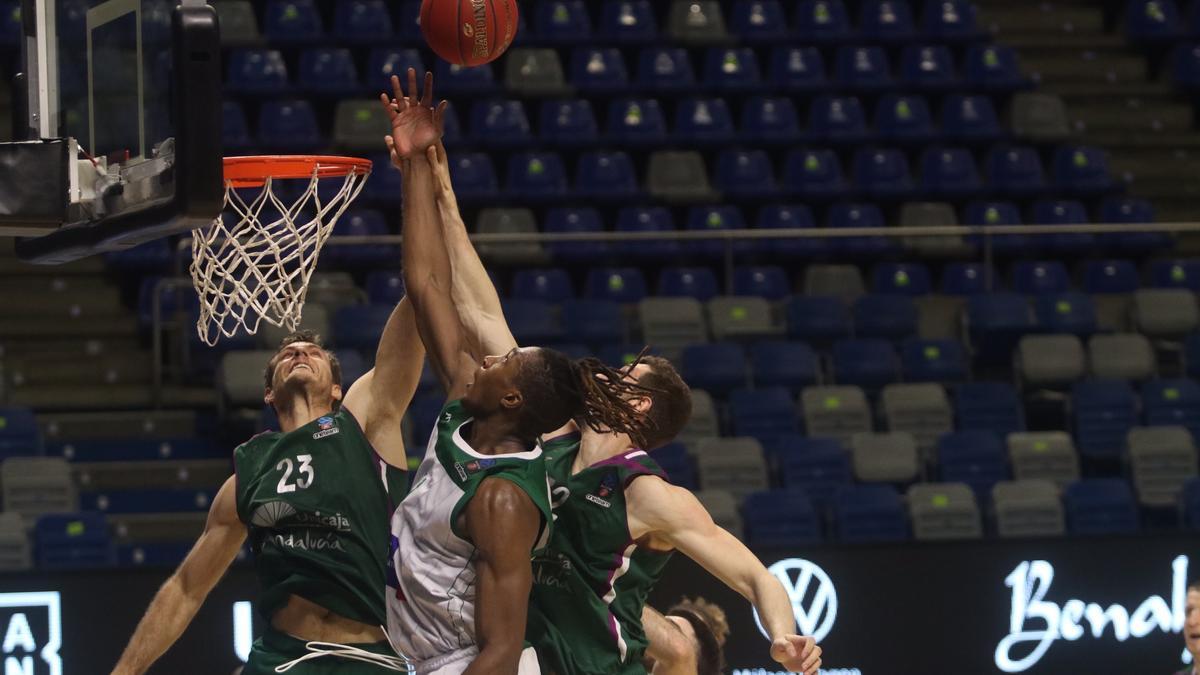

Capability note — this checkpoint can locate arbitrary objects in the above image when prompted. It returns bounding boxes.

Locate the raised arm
[642,605,698,675]
[112,476,246,675]
[627,478,823,675]
[462,478,543,675]
[384,70,475,399]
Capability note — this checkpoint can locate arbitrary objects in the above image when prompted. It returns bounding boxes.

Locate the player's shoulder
[471,475,543,517]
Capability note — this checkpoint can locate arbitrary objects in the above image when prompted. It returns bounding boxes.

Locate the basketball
[420,0,520,67]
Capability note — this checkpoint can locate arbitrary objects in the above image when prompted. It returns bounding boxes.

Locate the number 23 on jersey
[276,455,315,493]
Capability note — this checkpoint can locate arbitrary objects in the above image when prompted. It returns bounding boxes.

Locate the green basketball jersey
[527,434,674,675]
[234,408,408,627]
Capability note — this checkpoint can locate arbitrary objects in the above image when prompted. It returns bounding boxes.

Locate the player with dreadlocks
[380,69,662,675]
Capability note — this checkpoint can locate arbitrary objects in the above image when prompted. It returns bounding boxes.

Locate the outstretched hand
[380,68,447,166]
[770,635,822,675]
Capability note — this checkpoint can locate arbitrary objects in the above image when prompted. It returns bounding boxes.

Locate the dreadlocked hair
[572,355,664,450]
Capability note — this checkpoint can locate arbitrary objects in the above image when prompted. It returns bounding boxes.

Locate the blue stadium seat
[683,344,749,396]
[1053,145,1116,196]
[264,0,323,43]
[758,204,827,259]
[607,98,668,145]
[919,147,983,199]
[598,345,661,369]
[788,296,851,345]
[921,0,981,42]
[544,207,609,262]
[875,94,935,143]
[1188,334,1200,379]
[599,0,657,42]
[769,46,828,91]
[742,96,802,141]
[0,407,39,458]
[675,98,736,143]
[966,293,1036,366]
[504,300,566,344]
[743,490,822,547]
[778,436,853,506]
[570,47,628,93]
[36,513,114,569]
[853,147,915,199]
[471,100,532,147]
[963,200,1028,253]
[659,267,719,301]
[297,48,359,94]
[105,238,173,274]
[872,263,932,295]
[954,382,1025,435]
[987,146,1048,198]
[222,101,252,150]
[1126,0,1185,43]
[938,431,1009,497]
[853,294,918,341]
[562,299,624,345]
[81,488,214,514]
[616,207,682,261]
[1172,42,1200,90]
[795,0,854,43]
[716,150,779,198]
[941,94,1003,142]
[965,44,1030,92]
[585,268,648,304]
[733,265,790,300]
[835,484,909,543]
[859,0,916,44]
[751,341,820,391]
[902,338,968,383]
[832,338,899,388]
[512,269,574,303]
[1183,477,1200,529]
[440,103,463,146]
[686,206,754,259]
[408,392,444,446]
[730,387,800,441]
[507,152,568,199]
[322,210,396,269]
[1144,378,1200,441]
[835,45,893,91]
[138,276,201,328]
[827,203,896,256]
[652,443,697,489]
[704,47,763,90]
[731,0,789,42]
[334,305,392,350]
[396,0,421,39]
[337,350,369,389]
[1031,199,1095,253]
[783,149,850,200]
[537,0,592,42]
[257,100,319,150]
[366,47,424,84]
[436,61,499,96]
[539,100,599,145]
[576,151,638,199]
[636,47,695,91]
[1083,259,1139,294]
[1072,380,1138,462]
[808,95,870,143]
[448,154,499,200]
[0,0,20,47]
[1012,261,1071,295]
[1097,197,1168,253]
[899,45,958,91]
[1034,292,1098,337]
[226,49,289,94]
[362,154,404,204]
[118,542,195,568]
[365,270,404,306]
[1065,479,1140,535]
[333,0,392,42]
[1150,259,1200,290]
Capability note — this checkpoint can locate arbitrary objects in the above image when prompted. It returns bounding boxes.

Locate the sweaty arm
[112,477,246,675]
[462,478,543,675]
[627,478,822,675]
[642,605,697,675]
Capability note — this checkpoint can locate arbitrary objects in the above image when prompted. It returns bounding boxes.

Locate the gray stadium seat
[993,479,1066,538]
[307,273,367,313]
[2,457,77,523]
[1088,333,1156,380]
[694,438,769,499]
[693,489,743,539]
[646,151,715,203]
[110,513,207,544]
[850,432,920,483]
[638,297,708,362]
[1132,289,1199,338]
[1007,431,1080,487]
[801,385,872,444]
[213,0,260,44]
[74,460,229,491]
[803,265,864,304]
[899,202,972,257]
[907,482,983,540]
[258,304,331,350]
[881,383,952,460]
[916,295,966,339]
[1093,295,1132,333]
[504,48,568,95]
[0,513,31,571]
[1009,92,1071,142]
[678,390,719,446]
[219,350,277,407]
[667,1,729,43]
[475,208,548,265]
[1017,334,1085,387]
[40,410,198,441]
[333,100,391,150]
[1128,426,1199,507]
[706,296,780,341]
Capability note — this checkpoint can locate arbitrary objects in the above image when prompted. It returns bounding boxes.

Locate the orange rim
[224,155,373,188]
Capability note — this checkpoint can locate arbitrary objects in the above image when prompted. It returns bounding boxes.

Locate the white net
[190,160,370,346]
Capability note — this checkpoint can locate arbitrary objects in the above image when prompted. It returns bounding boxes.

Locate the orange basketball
[420,0,520,67]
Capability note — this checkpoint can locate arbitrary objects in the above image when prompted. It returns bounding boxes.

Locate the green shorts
[242,626,408,674]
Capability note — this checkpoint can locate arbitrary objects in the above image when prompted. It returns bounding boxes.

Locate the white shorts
[416,646,540,675]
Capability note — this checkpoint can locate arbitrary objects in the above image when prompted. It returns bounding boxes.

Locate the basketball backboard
[0,0,223,263]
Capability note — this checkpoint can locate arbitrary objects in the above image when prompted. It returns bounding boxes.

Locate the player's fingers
[802,646,822,673]
[426,145,438,164]
[407,68,419,104]
[797,637,814,658]
[390,74,404,104]
[422,71,434,107]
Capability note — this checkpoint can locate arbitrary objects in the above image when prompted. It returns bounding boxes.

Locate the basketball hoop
[190,155,373,346]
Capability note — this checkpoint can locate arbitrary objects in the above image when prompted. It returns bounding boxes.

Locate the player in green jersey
[420,138,824,675]
[113,224,425,670]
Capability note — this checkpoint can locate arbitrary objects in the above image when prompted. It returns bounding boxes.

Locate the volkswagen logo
[754,558,838,643]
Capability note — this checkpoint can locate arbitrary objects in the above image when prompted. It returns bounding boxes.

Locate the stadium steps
[110,513,207,543]
[38,410,199,441]
[73,459,229,491]
[6,353,154,388]
[7,385,215,411]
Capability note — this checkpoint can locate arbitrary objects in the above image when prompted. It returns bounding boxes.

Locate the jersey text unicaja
[387,399,552,664]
